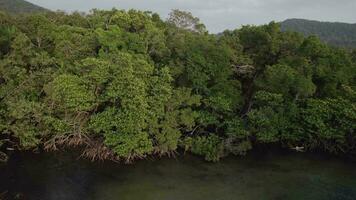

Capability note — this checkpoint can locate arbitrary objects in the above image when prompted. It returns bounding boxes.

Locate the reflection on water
[1,150,356,200]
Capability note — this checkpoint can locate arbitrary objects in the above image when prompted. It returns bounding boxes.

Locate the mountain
[281,18,356,48]
[0,0,48,14]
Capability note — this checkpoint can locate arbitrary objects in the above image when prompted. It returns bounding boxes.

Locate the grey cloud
[28,0,356,33]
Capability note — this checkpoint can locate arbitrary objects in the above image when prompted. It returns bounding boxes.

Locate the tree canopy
[0,9,355,163]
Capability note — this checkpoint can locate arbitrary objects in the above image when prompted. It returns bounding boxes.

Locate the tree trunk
[240,74,257,117]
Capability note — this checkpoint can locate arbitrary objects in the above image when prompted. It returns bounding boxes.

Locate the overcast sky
[27,0,356,33]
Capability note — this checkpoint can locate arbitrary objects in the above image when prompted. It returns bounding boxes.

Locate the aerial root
[81,142,116,162]
[44,133,118,162]
[44,133,90,151]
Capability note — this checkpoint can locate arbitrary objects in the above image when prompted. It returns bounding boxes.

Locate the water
[1,150,356,200]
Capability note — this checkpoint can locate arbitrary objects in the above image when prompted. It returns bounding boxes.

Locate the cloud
[28,0,356,33]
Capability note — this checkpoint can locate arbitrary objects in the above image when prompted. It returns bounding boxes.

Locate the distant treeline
[281,18,356,48]
[0,9,355,162]
[0,0,48,14]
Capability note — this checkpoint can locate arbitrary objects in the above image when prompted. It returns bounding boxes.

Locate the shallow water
[1,150,356,200]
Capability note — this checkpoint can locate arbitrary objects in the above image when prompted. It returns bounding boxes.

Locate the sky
[27,0,356,33]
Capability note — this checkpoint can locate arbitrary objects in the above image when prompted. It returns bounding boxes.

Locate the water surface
[1,150,356,200]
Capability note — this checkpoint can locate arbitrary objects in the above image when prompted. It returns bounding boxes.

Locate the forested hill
[281,19,356,48]
[0,0,48,14]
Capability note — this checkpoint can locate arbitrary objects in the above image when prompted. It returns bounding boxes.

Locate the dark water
[1,150,356,200]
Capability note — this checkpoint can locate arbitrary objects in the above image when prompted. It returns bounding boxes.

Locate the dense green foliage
[0,9,355,163]
[0,0,48,14]
[281,19,356,48]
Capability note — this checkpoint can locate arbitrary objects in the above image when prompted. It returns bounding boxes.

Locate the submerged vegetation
[0,9,355,163]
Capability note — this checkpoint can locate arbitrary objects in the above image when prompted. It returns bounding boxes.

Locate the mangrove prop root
[44,133,117,162]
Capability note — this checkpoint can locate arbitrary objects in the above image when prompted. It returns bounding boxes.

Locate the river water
[1,150,356,200]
